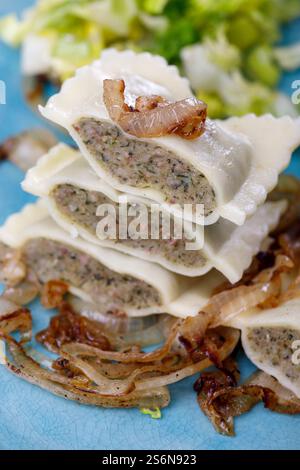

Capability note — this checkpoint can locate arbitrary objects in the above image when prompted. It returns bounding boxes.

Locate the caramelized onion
[60,319,182,364]
[46,327,239,399]
[0,310,170,408]
[208,281,280,328]
[0,297,20,317]
[248,371,300,412]
[103,79,207,140]
[195,367,300,436]
[0,129,57,172]
[3,276,40,305]
[0,246,26,287]
[40,280,69,309]
[278,220,300,264]
[135,328,240,391]
[135,95,167,112]
[68,296,173,347]
[277,273,300,304]
[206,253,294,329]
[0,300,32,341]
[37,302,111,353]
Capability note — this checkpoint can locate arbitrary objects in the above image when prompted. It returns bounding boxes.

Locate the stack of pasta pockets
[2,49,300,320]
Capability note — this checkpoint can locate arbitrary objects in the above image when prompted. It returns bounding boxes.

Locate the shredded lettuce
[203,32,241,72]
[182,39,294,118]
[0,0,299,117]
[274,42,300,71]
[0,15,29,45]
[246,45,280,87]
[140,0,169,15]
[0,0,138,81]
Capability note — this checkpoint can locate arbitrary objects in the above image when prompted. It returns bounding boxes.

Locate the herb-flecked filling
[51,184,207,268]
[23,238,162,313]
[246,327,300,384]
[73,118,216,216]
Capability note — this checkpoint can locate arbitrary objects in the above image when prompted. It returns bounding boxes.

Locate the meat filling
[23,238,162,313]
[51,184,207,268]
[73,119,216,216]
[246,327,300,385]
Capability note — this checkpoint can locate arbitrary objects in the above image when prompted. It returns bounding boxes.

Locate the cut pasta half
[0,201,191,317]
[40,49,300,225]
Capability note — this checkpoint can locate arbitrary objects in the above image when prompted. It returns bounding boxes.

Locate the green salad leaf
[274,42,300,71]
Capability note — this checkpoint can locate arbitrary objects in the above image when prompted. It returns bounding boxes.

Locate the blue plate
[1,1,300,451]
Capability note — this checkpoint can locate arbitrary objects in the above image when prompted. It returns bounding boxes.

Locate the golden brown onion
[103,79,207,140]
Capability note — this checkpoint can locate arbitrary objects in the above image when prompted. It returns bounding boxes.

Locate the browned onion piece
[36,302,111,353]
[207,281,280,328]
[278,218,300,265]
[68,295,174,348]
[178,314,211,351]
[0,302,32,341]
[5,334,171,407]
[60,317,235,368]
[103,79,130,122]
[0,311,170,408]
[135,95,167,112]
[195,367,300,436]
[40,280,69,309]
[54,352,183,383]
[0,129,57,172]
[61,317,183,364]
[59,349,172,396]
[135,328,240,391]
[248,371,300,412]
[277,273,300,304]
[206,253,294,330]
[3,277,40,305]
[0,245,26,287]
[0,297,21,317]
[2,333,89,388]
[0,246,40,305]
[46,326,239,399]
[6,344,171,408]
[103,79,207,140]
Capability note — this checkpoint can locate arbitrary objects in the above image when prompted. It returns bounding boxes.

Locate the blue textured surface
[0,1,300,451]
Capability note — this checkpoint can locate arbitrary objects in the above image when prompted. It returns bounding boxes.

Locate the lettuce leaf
[274,42,300,71]
[0,0,138,80]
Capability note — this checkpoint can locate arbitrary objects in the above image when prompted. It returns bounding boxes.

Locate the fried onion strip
[103,79,207,140]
